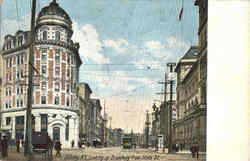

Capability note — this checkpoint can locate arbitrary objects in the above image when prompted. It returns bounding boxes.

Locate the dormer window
[43,31,47,40]
[7,40,11,49]
[18,36,23,46]
[55,31,60,41]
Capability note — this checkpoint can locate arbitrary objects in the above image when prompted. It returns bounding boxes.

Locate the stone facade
[0,1,82,148]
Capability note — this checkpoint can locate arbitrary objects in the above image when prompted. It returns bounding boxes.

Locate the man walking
[1,135,8,158]
[16,139,20,153]
[54,140,62,157]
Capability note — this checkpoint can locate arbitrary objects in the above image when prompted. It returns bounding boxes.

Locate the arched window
[43,31,47,40]
[55,31,60,41]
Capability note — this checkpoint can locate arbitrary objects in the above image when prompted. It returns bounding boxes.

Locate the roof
[175,46,198,72]
[38,0,72,24]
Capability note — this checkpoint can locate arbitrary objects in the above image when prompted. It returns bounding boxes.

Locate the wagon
[32,131,52,159]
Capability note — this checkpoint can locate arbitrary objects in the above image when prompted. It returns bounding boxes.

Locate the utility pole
[24,0,36,157]
[145,110,150,148]
[167,63,176,153]
[157,72,168,153]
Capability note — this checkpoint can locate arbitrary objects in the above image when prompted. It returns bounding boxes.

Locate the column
[12,117,15,139]
[35,114,41,132]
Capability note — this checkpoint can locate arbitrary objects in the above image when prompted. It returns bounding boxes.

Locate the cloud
[1,14,31,45]
[103,38,129,54]
[144,37,189,62]
[72,22,110,64]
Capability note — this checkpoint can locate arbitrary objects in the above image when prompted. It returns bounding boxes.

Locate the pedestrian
[48,136,53,157]
[190,145,194,158]
[71,140,75,148]
[195,144,199,159]
[54,140,62,157]
[21,139,24,147]
[1,135,8,158]
[16,139,20,153]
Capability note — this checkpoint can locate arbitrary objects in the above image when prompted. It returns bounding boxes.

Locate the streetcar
[122,136,132,149]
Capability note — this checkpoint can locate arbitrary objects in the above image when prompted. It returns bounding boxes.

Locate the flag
[179,7,183,21]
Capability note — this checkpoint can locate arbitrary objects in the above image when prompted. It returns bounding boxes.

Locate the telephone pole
[157,72,168,153]
[167,63,176,153]
[24,0,36,157]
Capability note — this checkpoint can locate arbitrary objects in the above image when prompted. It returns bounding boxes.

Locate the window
[6,73,8,82]
[54,96,59,105]
[9,100,11,108]
[6,117,11,125]
[55,82,60,92]
[43,31,47,40]
[21,70,24,78]
[66,84,70,93]
[16,71,20,79]
[66,97,70,106]
[20,99,23,107]
[17,87,19,95]
[41,52,47,62]
[9,72,12,81]
[55,67,60,76]
[42,82,46,90]
[67,55,70,65]
[41,114,48,132]
[5,103,8,108]
[32,96,34,104]
[16,116,24,125]
[18,36,23,46]
[9,57,12,67]
[9,87,12,96]
[20,54,24,64]
[41,96,46,104]
[16,100,19,107]
[55,31,60,41]
[6,88,8,96]
[55,50,60,64]
[21,87,23,94]
[42,65,46,75]
[7,41,11,49]
[17,55,20,65]
[71,55,74,64]
[6,59,8,68]
[67,68,70,77]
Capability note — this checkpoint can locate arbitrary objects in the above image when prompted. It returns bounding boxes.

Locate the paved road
[0,147,206,161]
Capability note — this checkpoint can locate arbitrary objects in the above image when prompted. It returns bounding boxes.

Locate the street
[0,147,206,161]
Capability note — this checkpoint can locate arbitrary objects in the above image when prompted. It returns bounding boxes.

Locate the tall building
[0,0,82,148]
[77,82,92,141]
[173,0,207,151]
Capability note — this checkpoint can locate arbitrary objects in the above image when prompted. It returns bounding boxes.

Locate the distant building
[76,83,92,141]
[90,99,102,144]
[0,1,82,148]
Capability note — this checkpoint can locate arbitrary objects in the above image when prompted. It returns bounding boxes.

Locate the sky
[1,0,198,133]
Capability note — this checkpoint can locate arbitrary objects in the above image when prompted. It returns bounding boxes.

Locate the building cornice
[0,106,79,114]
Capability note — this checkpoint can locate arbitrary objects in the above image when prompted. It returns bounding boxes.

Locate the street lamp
[152,103,160,151]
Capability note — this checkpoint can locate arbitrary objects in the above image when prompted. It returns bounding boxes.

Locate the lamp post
[152,103,160,151]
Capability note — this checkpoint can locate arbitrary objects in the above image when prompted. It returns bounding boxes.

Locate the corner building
[0,0,82,148]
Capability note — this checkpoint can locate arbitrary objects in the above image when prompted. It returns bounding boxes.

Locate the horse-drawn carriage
[32,131,52,159]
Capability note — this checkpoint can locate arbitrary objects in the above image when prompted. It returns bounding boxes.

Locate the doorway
[53,127,60,141]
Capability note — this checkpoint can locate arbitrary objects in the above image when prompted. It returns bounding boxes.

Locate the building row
[151,0,207,152]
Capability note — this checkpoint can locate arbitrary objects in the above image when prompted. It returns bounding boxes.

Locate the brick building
[0,0,82,148]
